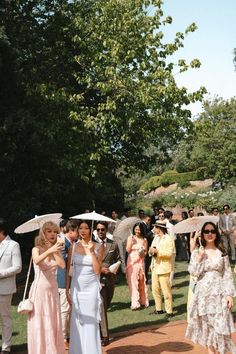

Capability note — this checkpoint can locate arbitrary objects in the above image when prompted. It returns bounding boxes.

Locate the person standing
[27,221,65,354]
[57,220,78,350]
[94,221,120,347]
[149,220,174,319]
[186,222,236,354]
[0,219,22,354]
[138,209,145,220]
[120,207,131,221]
[108,210,120,235]
[126,222,149,310]
[150,207,165,225]
[142,214,153,283]
[66,220,103,354]
[118,208,131,273]
[219,204,236,262]
[164,210,176,287]
[175,211,190,261]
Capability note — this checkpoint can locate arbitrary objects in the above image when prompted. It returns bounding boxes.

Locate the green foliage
[149,184,236,212]
[0,0,205,230]
[171,97,236,182]
[139,170,200,193]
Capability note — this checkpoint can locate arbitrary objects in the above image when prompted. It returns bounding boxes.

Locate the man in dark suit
[142,214,153,283]
[94,221,120,346]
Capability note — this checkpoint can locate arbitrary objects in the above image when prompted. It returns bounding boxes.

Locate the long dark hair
[200,222,227,256]
[77,220,92,233]
[132,222,146,238]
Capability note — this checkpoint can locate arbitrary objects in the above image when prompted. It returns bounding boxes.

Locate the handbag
[17,257,34,314]
[69,242,75,277]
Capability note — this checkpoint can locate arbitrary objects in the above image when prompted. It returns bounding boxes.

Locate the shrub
[140,170,200,193]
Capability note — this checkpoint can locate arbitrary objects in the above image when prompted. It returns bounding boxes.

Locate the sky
[159,0,236,116]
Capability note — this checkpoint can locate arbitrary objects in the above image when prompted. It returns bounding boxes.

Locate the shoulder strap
[22,257,33,301]
[70,242,76,266]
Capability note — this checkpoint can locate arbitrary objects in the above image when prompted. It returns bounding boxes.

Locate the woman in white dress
[186,221,236,354]
[66,220,103,354]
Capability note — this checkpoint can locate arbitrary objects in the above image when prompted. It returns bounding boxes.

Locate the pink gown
[27,258,65,354]
[126,238,149,309]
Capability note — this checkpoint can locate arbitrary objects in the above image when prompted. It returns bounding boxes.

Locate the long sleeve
[188,249,205,278]
[0,243,22,278]
[158,237,174,258]
[222,255,236,297]
[114,243,121,263]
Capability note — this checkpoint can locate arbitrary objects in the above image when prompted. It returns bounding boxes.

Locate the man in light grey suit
[0,219,22,354]
[219,204,236,261]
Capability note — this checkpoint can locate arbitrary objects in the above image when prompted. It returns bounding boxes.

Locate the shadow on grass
[109,301,131,311]
[107,341,193,353]
[174,303,187,316]
[110,316,170,334]
[0,333,27,353]
[172,280,189,289]
[109,298,156,312]
[173,293,184,300]
[12,343,27,353]
[174,270,189,278]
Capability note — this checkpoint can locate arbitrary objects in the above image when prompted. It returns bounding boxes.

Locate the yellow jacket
[150,234,174,275]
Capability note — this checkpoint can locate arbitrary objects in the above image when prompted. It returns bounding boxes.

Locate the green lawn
[9,261,235,351]
[108,261,189,334]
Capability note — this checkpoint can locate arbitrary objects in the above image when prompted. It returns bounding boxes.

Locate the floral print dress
[186,249,236,354]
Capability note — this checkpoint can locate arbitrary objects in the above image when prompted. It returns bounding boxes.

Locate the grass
[8,261,236,351]
[108,261,189,334]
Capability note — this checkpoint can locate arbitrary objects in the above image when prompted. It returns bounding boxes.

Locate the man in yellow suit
[149,220,174,320]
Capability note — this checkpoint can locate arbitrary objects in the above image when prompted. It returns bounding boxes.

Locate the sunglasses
[203,229,216,234]
[97,228,105,232]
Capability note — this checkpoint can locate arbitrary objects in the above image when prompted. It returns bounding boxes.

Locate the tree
[171,97,236,182]
[0,0,205,228]
[70,0,206,172]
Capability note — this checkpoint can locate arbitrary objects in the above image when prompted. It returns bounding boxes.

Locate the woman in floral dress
[186,221,236,354]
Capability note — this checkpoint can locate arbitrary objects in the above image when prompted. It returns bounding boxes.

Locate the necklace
[81,241,90,248]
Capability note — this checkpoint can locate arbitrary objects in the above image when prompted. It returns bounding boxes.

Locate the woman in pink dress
[27,221,65,354]
[126,222,149,310]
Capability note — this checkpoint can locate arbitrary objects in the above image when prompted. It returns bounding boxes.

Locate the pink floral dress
[186,249,236,354]
[126,238,149,310]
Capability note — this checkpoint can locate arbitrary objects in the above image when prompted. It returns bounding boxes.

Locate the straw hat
[152,220,168,229]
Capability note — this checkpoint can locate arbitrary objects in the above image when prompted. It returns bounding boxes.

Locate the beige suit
[150,234,174,314]
[0,235,22,352]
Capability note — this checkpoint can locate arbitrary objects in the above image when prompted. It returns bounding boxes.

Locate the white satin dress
[69,251,102,354]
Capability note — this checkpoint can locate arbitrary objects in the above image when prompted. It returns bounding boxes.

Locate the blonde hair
[35,221,59,247]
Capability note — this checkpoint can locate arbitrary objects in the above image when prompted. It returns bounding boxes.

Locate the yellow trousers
[151,272,173,314]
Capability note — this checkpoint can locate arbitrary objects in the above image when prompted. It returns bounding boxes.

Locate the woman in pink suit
[27,221,65,354]
[126,222,149,310]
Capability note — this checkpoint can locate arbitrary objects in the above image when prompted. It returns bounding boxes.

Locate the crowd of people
[0,203,236,354]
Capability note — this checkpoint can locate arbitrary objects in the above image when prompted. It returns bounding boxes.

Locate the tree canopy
[171,97,236,183]
[0,0,205,228]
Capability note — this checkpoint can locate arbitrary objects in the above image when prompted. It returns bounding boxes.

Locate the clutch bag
[17,298,34,314]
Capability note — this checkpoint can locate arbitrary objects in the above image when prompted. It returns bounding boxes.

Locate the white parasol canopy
[172,215,219,234]
[113,217,141,242]
[14,213,62,234]
[70,210,116,223]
